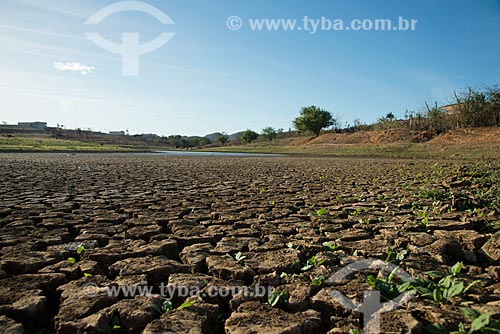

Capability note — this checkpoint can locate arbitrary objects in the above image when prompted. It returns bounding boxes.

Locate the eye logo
[85,1,175,76]
[326,259,414,334]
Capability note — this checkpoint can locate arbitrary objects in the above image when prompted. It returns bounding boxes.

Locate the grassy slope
[1,128,498,160]
[202,143,499,160]
[200,128,500,160]
[0,137,136,152]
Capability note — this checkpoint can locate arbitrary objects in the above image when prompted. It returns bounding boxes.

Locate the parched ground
[0,154,499,334]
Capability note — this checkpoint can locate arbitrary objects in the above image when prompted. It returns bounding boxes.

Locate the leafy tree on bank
[261,127,278,141]
[455,86,500,128]
[240,129,259,144]
[425,101,446,133]
[216,132,229,146]
[293,105,335,137]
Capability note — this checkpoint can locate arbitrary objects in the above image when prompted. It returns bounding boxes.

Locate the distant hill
[204,132,221,142]
[228,131,244,141]
[204,131,244,142]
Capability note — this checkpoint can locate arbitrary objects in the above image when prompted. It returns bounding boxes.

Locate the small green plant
[322,240,340,252]
[149,300,173,315]
[369,262,479,305]
[76,244,85,255]
[83,273,93,277]
[417,262,479,304]
[67,243,86,265]
[150,299,194,315]
[358,218,372,225]
[177,300,196,310]
[349,207,364,216]
[307,207,328,217]
[416,207,431,230]
[301,255,326,271]
[111,310,125,334]
[385,246,407,264]
[311,275,325,287]
[226,252,246,263]
[316,207,327,216]
[259,187,267,194]
[425,308,499,334]
[268,289,289,307]
[367,266,405,301]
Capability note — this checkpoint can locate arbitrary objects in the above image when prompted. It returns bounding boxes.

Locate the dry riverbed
[0,154,499,334]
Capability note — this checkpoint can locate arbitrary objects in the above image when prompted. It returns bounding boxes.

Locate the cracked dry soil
[0,154,499,334]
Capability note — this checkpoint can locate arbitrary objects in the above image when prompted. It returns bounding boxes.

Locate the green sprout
[67,243,86,265]
[76,244,85,255]
[385,247,407,264]
[301,255,325,271]
[177,300,196,310]
[367,262,480,305]
[311,275,325,287]
[425,308,499,334]
[416,207,431,230]
[268,289,289,307]
[316,207,327,216]
[349,207,364,216]
[111,310,124,334]
[322,240,340,252]
[149,300,173,315]
[225,252,247,263]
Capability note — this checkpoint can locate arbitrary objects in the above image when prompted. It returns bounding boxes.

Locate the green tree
[455,86,500,128]
[425,101,446,132]
[240,129,259,144]
[293,105,334,137]
[261,127,277,141]
[216,132,229,145]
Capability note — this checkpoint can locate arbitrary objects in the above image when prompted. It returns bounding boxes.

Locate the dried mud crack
[0,154,499,334]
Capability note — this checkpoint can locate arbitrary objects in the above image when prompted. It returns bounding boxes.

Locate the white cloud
[53,62,96,75]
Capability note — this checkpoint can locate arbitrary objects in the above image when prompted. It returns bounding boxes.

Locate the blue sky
[1,0,499,136]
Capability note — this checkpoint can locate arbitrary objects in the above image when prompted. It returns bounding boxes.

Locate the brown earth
[286,127,500,146]
[0,154,499,334]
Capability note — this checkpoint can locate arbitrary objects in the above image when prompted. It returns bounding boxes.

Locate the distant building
[17,121,47,129]
[109,131,126,136]
[440,103,462,116]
